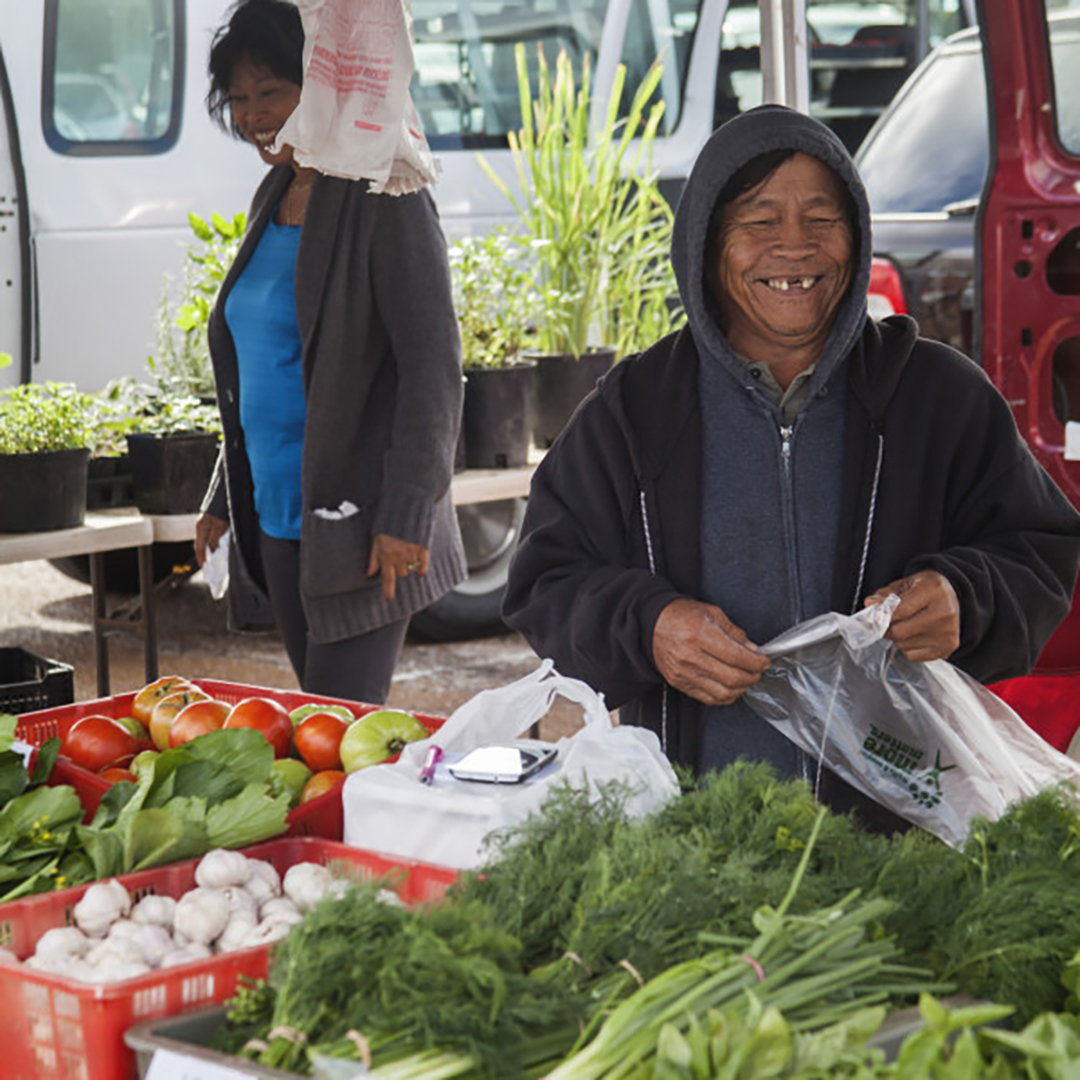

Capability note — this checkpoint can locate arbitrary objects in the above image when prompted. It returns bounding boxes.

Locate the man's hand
[194,512,229,567]
[864,570,960,662]
[652,598,770,706]
[367,533,430,603]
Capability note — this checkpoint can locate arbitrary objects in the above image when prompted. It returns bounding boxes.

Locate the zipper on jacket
[777,423,800,618]
[777,422,812,784]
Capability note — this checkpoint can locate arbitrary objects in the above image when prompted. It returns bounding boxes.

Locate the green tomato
[113,715,151,741]
[340,710,430,774]
[289,703,355,729]
[268,758,313,806]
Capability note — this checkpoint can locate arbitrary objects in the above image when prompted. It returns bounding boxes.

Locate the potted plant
[153,210,245,400]
[480,45,683,448]
[450,229,538,468]
[0,354,95,533]
[122,373,223,516]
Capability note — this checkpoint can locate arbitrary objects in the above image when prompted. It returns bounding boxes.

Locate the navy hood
[672,105,872,389]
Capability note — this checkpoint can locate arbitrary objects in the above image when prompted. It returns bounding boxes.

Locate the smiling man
[503,105,1080,830]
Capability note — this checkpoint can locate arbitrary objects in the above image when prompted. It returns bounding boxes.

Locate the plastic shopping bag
[201,528,230,600]
[273,0,437,194]
[343,660,679,869]
[743,595,1080,847]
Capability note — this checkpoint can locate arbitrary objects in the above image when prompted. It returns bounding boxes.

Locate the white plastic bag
[273,0,437,194]
[744,595,1080,847]
[201,528,230,600]
[342,660,680,869]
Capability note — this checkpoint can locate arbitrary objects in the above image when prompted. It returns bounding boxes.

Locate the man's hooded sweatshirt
[502,106,1080,826]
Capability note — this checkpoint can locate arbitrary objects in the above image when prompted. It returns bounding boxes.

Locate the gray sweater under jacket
[204,167,466,642]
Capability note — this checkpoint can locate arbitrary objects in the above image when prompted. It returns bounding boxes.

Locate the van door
[0,40,25,388]
[977,0,1080,670]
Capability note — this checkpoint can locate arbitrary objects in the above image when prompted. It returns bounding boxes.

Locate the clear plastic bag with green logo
[744,595,1080,847]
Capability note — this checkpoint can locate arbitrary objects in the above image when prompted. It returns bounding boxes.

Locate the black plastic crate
[0,648,75,715]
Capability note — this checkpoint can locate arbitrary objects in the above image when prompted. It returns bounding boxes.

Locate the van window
[412,0,699,150]
[715,0,970,150]
[43,0,180,155]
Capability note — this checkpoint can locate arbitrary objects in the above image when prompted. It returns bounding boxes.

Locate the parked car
[859,11,1080,359]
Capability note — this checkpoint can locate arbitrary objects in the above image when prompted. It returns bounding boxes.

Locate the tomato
[63,715,139,773]
[293,711,350,772]
[149,688,212,751]
[99,766,139,784]
[169,699,231,747]
[224,697,294,759]
[299,769,346,804]
[131,675,192,725]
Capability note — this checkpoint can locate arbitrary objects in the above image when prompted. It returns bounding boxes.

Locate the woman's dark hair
[206,0,304,137]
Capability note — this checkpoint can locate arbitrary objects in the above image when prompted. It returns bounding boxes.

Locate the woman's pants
[259,531,410,704]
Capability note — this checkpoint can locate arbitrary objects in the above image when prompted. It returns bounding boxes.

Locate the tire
[49,541,199,594]
[409,498,527,642]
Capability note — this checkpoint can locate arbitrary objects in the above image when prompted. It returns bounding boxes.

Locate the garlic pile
[22,849,338,985]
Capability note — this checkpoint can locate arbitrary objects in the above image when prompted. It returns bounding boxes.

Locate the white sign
[1065,421,1080,462]
[145,1048,254,1080]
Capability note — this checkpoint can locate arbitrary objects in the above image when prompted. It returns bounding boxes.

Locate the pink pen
[418,744,443,785]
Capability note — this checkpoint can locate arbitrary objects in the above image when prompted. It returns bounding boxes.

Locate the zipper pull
[780,424,794,470]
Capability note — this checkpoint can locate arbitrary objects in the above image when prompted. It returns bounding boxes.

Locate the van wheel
[409,498,526,642]
[49,542,198,594]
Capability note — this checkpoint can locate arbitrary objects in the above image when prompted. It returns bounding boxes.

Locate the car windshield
[856,39,986,213]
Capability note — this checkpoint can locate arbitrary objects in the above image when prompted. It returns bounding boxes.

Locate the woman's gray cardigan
[202,166,467,642]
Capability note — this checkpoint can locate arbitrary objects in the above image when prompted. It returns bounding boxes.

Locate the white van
[1,0,974,393]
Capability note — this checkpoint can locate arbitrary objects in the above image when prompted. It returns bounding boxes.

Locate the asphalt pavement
[0,559,586,739]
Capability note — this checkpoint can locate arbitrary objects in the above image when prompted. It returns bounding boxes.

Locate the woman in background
[194,0,465,703]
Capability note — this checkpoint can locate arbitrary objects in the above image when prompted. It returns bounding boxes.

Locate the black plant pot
[86,453,135,510]
[463,361,537,469]
[0,447,90,533]
[126,431,221,515]
[527,348,617,449]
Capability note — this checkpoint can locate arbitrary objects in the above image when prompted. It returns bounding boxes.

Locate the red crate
[15,679,445,839]
[0,836,458,1080]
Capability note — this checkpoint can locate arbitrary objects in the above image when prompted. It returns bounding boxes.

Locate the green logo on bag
[862,725,956,810]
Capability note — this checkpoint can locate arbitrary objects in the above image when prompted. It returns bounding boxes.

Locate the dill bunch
[942,864,1080,1023]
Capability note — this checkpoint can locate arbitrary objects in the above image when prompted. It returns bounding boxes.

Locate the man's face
[706,152,854,365]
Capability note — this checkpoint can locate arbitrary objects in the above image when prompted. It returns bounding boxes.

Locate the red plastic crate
[14,679,445,839]
[0,836,458,1080]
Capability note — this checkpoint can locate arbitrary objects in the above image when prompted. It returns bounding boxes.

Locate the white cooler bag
[342,661,680,870]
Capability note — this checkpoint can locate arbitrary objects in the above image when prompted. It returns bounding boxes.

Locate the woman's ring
[406,561,421,572]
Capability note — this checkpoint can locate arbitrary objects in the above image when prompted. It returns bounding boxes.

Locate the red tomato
[99,766,139,784]
[169,699,231,748]
[224,697,294,758]
[293,711,349,772]
[63,715,139,773]
[299,769,346,804]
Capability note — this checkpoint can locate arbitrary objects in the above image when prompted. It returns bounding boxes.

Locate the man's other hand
[864,570,960,662]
